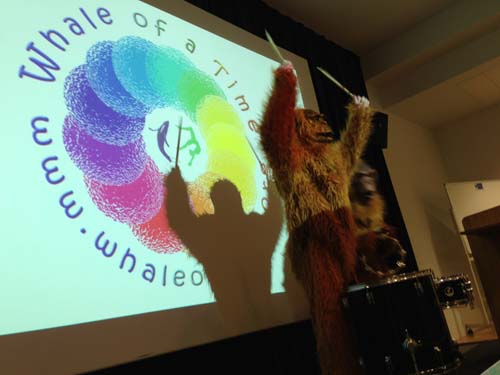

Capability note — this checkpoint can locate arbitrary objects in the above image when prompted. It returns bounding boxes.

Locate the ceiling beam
[362,0,500,81]
[372,26,500,108]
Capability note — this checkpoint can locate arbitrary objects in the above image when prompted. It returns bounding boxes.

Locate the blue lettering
[97,8,113,25]
[79,7,97,29]
[41,156,64,184]
[39,29,69,52]
[142,263,156,283]
[59,191,83,219]
[63,17,85,36]
[18,42,60,82]
[32,116,52,146]
[174,270,185,286]
[120,248,136,273]
[191,270,203,286]
[95,231,117,257]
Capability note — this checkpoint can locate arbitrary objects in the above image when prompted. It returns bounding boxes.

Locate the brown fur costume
[260,62,374,375]
[350,161,407,283]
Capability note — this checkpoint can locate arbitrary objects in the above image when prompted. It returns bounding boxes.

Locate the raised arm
[340,96,374,174]
[260,62,300,173]
[164,166,197,239]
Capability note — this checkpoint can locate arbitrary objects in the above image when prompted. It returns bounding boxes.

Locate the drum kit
[345,251,474,374]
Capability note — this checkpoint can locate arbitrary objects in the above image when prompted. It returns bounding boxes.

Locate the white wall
[434,102,500,182]
[382,113,468,275]
[374,104,486,338]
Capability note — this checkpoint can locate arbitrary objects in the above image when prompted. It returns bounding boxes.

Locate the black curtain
[186,0,417,271]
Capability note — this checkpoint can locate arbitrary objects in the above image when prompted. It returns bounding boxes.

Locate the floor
[455,340,500,374]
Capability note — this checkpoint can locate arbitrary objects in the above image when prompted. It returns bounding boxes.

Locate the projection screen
[0,0,318,373]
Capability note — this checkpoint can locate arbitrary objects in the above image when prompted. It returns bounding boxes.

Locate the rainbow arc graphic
[63,36,257,253]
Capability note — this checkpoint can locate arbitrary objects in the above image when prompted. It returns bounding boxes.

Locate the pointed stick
[265,29,285,64]
[174,117,183,167]
[316,66,354,98]
[246,136,265,172]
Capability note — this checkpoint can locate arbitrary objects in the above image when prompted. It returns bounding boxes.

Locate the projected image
[1,0,305,335]
[62,36,259,254]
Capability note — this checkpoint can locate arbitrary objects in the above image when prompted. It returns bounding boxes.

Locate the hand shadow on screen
[165,166,284,334]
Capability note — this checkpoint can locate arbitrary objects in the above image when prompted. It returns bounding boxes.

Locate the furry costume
[260,62,373,375]
[350,161,407,283]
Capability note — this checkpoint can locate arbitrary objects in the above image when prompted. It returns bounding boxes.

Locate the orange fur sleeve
[260,63,300,174]
[340,101,374,174]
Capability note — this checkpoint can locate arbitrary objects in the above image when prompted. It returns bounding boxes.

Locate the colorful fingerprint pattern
[62,36,257,253]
